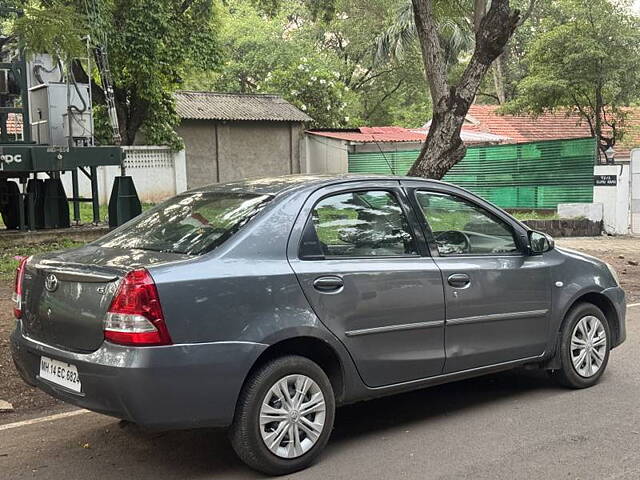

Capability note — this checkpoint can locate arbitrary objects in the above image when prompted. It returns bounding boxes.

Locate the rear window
[96,192,271,254]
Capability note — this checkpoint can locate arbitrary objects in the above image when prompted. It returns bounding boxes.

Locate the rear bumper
[603,286,626,348]
[10,325,267,429]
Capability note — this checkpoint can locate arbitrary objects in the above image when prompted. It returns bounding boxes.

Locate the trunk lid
[20,245,189,352]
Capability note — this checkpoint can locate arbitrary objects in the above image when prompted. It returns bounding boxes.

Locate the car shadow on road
[330,368,558,441]
[90,368,562,479]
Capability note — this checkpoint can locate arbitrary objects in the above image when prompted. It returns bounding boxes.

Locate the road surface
[1,306,639,480]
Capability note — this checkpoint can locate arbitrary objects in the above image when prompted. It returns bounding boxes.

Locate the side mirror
[528,230,554,255]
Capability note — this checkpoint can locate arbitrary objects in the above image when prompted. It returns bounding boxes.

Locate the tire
[550,303,611,389]
[229,355,335,476]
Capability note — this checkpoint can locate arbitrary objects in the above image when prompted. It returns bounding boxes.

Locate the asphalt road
[2,307,639,480]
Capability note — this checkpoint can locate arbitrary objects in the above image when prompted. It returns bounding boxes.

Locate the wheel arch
[243,335,347,404]
[546,290,619,370]
[561,291,620,346]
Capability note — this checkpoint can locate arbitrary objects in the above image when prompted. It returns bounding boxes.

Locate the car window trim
[297,186,428,261]
[407,187,528,258]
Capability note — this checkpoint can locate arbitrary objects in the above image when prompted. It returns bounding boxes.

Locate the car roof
[186,174,448,197]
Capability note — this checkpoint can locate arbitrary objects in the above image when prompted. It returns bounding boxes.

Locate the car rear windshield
[96,192,271,255]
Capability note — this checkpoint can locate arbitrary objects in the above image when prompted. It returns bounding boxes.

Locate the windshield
[96,192,271,255]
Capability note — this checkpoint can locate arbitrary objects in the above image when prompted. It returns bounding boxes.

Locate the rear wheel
[229,355,335,475]
[550,303,611,388]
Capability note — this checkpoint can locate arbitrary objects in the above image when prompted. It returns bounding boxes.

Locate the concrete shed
[175,91,312,188]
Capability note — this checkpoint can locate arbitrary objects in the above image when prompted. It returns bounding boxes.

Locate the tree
[300,0,432,125]
[185,0,354,127]
[11,0,220,147]
[186,0,431,128]
[504,0,640,156]
[407,0,520,179]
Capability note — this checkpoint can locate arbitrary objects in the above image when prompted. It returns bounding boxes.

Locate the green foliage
[186,0,432,128]
[10,0,221,148]
[186,0,357,126]
[12,2,86,63]
[103,0,221,147]
[303,0,431,125]
[187,0,304,93]
[252,0,336,22]
[262,58,353,127]
[0,239,83,281]
[505,0,640,147]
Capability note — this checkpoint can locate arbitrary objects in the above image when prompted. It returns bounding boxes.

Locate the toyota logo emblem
[44,274,59,292]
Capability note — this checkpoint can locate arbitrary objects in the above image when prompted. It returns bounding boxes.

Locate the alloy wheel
[259,374,327,459]
[570,315,607,378]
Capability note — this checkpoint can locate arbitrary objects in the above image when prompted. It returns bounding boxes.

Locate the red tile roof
[307,126,427,143]
[307,125,505,144]
[467,104,640,158]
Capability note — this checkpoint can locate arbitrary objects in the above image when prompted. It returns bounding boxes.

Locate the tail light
[104,268,172,346]
[12,256,29,319]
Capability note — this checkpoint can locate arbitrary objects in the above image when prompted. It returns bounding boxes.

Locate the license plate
[39,356,82,393]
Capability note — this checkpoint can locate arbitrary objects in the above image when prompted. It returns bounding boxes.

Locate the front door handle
[447,273,471,288]
[313,276,344,292]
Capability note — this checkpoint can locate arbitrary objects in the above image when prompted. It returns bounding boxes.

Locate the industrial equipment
[0,6,140,230]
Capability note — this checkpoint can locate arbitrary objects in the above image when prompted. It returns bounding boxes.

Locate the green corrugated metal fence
[348,137,596,209]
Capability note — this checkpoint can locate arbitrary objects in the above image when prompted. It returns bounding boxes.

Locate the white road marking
[0,409,89,432]
[628,303,640,308]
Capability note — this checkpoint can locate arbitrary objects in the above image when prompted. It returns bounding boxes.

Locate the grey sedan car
[11,175,626,475]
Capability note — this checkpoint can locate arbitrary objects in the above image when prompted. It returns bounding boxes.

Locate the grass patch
[510,211,560,221]
[0,202,156,229]
[0,239,85,282]
[69,202,156,224]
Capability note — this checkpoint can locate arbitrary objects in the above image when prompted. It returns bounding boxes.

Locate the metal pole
[71,168,80,223]
[27,174,35,230]
[17,185,26,230]
[89,166,99,224]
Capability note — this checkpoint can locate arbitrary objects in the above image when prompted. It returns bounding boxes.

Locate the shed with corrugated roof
[175,91,312,188]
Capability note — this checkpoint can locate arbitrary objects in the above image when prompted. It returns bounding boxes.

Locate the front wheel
[229,355,335,476]
[550,303,611,388]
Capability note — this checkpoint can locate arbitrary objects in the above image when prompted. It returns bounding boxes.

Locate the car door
[403,181,552,374]
[287,181,446,387]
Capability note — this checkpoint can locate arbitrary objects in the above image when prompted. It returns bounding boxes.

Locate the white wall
[304,135,348,174]
[593,163,630,235]
[631,149,640,234]
[60,146,187,204]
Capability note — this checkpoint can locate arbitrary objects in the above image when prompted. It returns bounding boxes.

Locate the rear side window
[301,190,418,258]
[96,192,271,255]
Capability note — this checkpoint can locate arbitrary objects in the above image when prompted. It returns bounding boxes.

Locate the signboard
[594,174,617,186]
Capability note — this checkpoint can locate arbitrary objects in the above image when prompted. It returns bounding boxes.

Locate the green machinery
[0,7,140,230]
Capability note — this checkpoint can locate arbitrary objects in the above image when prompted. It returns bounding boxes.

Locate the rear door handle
[313,276,344,292]
[447,273,471,288]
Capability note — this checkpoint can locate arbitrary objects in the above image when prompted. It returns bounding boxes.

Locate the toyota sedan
[11,175,626,475]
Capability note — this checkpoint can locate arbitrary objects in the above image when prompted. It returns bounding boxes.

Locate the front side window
[96,192,271,255]
[305,190,418,258]
[415,191,518,256]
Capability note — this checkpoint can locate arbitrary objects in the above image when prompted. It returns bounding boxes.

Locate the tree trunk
[594,83,605,161]
[492,54,507,104]
[409,100,468,179]
[408,0,519,179]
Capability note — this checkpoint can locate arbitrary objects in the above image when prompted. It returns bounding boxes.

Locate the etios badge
[44,274,59,292]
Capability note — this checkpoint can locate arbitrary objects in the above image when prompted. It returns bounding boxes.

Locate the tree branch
[477,91,500,102]
[411,0,449,105]
[456,0,520,106]
[365,79,404,120]
[517,0,537,26]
